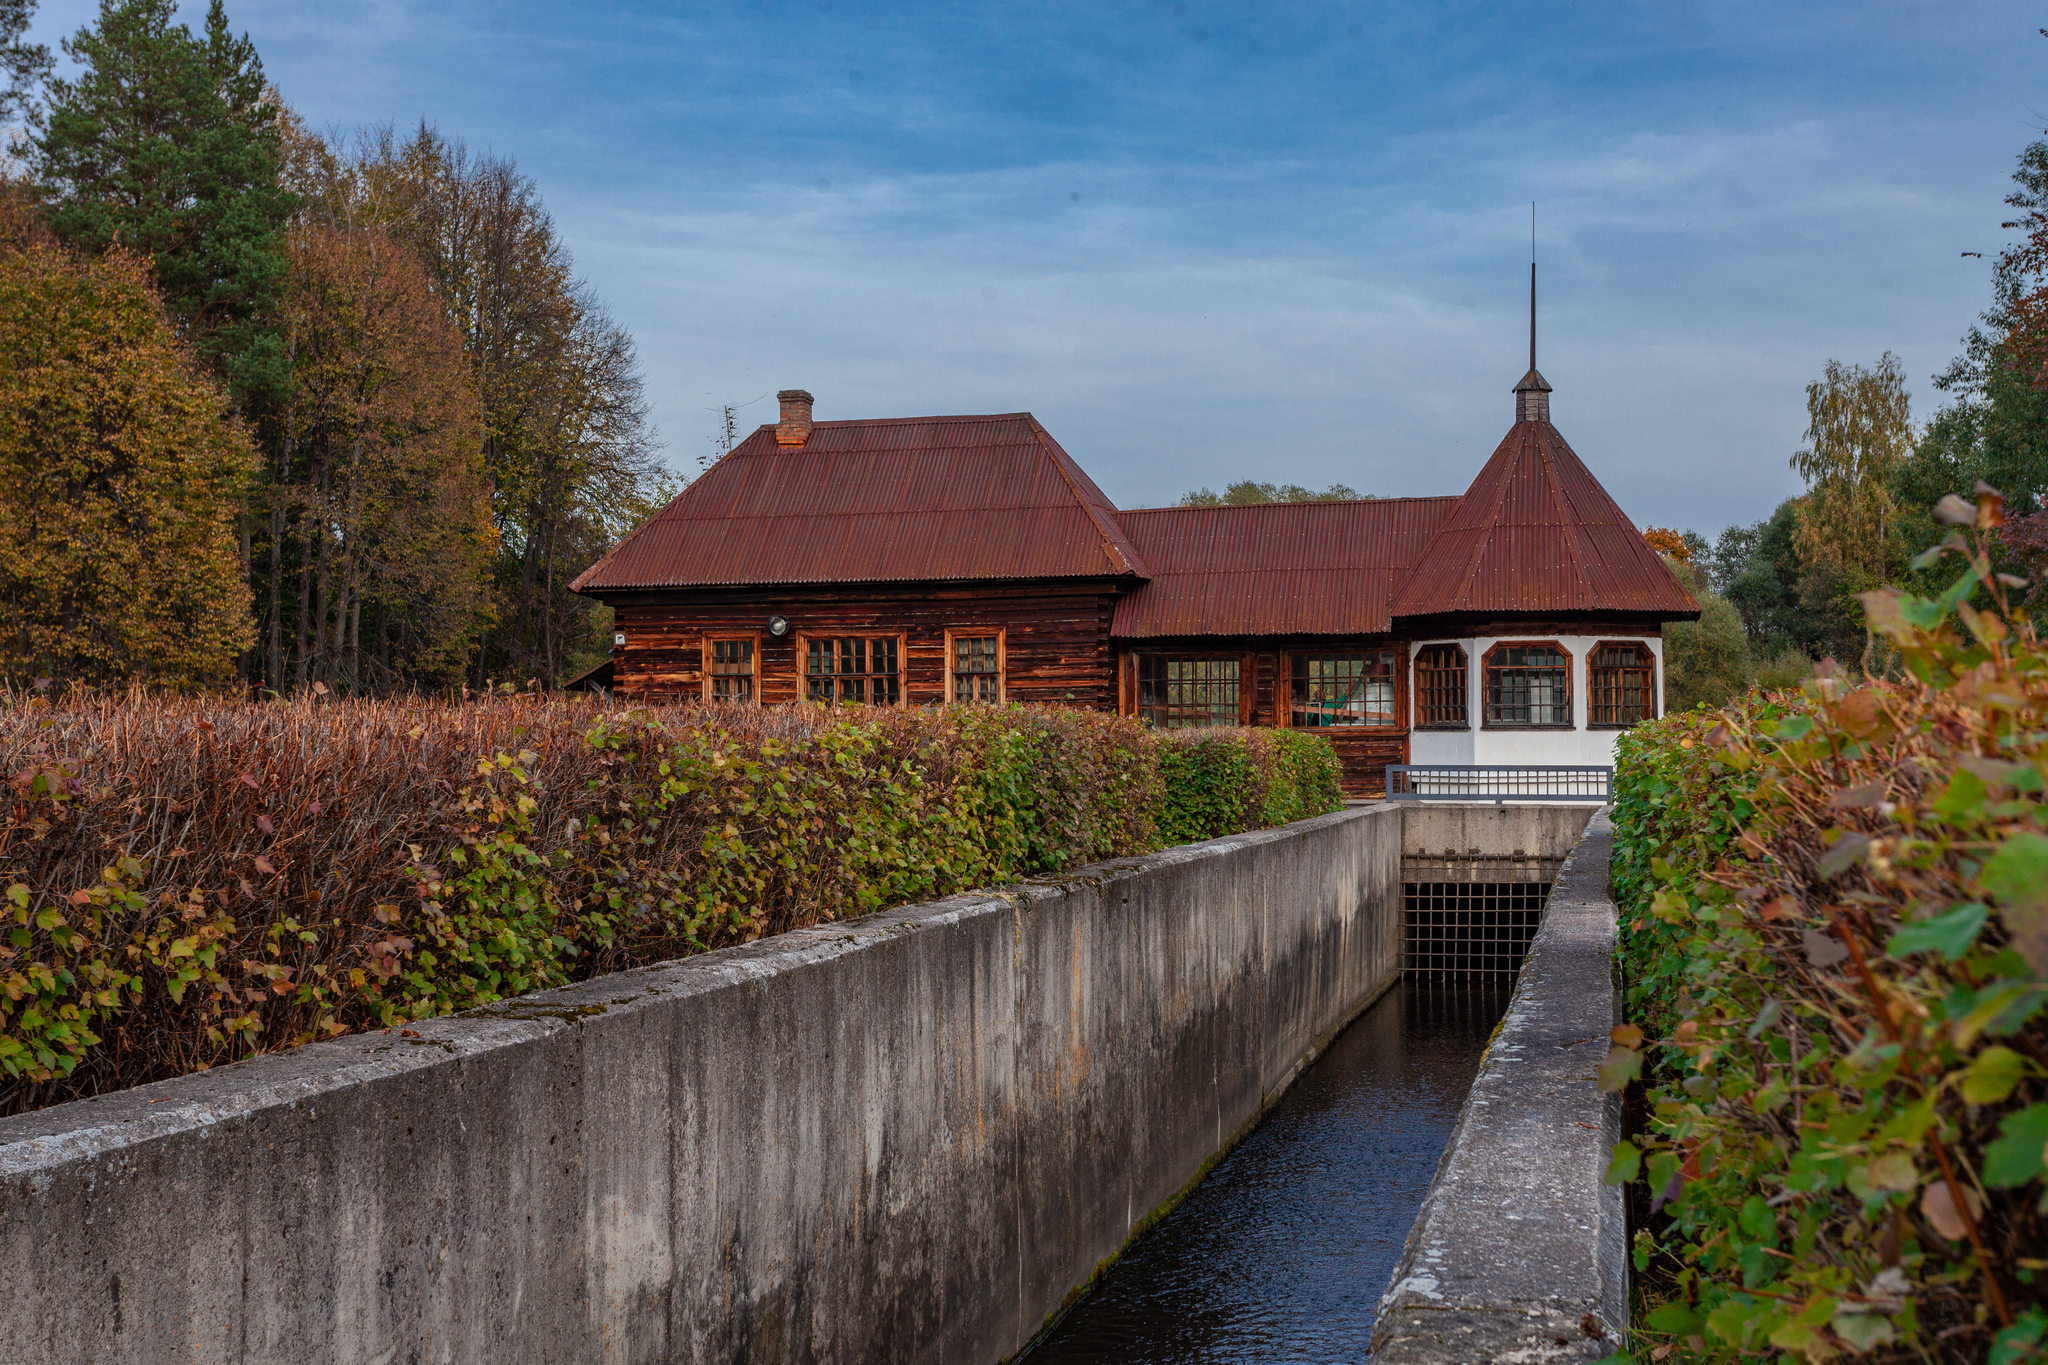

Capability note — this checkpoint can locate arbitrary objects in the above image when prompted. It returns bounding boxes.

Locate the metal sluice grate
[1403,880,1552,981]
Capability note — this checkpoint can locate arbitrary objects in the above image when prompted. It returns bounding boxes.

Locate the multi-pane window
[1590,642,1656,726]
[708,638,754,702]
[1414,644,1469,728]
[1485,643,1572,726]
[1289,653,1397,727]
[1136,656,1239,728]
[952,634,1002,704]
[805,637,901,705]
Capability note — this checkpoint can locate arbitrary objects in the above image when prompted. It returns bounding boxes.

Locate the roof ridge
[1537,430,1592,597]
[1028,415,1145,577]
[1419,424,1521,606]
[744,412,1036,432]
[1117,494,1457,515]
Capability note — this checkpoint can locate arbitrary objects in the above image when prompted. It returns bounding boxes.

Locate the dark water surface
[1022,982,1510,1365]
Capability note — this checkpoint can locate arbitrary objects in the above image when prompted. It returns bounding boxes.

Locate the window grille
[1589,642,1655,726]
[1414,644,1468,727]
[1485,643,1571,726]
[1289,652,1397,727]
[708,638,754,702]
[952,635,1001,703]
[806,637,901,705]
[1136,656,1239,728]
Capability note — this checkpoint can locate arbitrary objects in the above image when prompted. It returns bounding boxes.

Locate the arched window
[1589,642,1656,727]
[1413,644,1468,728]
[1483,642,1572,727]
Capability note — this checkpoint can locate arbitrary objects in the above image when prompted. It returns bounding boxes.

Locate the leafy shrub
[0,694,1336,1113]
[1606,489,2047,1364]
[1150,727,1344,847]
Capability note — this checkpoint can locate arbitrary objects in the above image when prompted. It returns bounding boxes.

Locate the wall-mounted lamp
[613,632,626,647]
[767,615,791,637]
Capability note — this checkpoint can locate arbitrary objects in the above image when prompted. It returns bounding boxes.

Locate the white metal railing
[1386,764,1612,803]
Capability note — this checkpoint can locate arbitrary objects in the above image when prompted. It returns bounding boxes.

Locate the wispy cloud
[23,0,2043,532]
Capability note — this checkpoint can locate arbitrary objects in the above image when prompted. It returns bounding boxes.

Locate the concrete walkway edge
[1370,807,1627,1364]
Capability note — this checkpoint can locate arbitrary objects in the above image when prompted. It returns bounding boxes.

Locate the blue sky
[22,0,2048,534]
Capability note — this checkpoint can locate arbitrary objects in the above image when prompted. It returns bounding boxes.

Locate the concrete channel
[0,802,1623,1364]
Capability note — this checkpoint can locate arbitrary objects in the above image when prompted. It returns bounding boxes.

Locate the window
[1289,652,1398,727]
[949,631,1003,704]
[1136,656,1239,728]
[1590,642,1656,727]
[706,637,756,703]
[1484,642,1572,727]
[1414,644,1468,728]
[805,637,902,705]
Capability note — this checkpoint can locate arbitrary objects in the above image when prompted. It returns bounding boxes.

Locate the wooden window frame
[944,627,1007,706]
[1587,639,1658,730]
[1130,651,1247,729]
[701,633,761,704]
[1280,649,1404,730]
[796,632,909,709]
[1411,642,1470,731]
[1481,639,1576,730]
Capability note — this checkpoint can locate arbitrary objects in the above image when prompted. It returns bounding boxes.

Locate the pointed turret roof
[1387,411,1698,622]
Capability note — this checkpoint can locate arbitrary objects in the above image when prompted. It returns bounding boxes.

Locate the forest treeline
[1648,137,2048,710]
[0,0,670,695]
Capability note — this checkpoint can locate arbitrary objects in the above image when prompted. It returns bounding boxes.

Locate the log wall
[602,580,1125,708]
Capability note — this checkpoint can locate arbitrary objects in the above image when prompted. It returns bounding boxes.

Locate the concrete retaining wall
[1,805,1403,1365]
[1372,808,1628,1363]
[1400,804,1596,862]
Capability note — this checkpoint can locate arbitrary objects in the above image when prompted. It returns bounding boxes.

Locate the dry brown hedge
[1,691,1335,1114]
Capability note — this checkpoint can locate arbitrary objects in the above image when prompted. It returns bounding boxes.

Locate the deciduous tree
[0,187,255,685]
[1788,353,1913,588]
[1178,480,1363,506]
[270,216,497,691]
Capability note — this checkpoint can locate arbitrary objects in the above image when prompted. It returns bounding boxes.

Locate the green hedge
[1604,494,2047,1365]
[1,695,1340,1112]
[1151,728,1346,846]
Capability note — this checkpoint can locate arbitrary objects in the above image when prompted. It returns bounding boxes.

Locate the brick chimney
[775,389,814,447]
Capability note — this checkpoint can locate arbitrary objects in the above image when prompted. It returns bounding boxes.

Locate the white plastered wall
[1405,633,1665,768]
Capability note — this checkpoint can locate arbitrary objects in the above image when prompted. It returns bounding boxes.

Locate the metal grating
[1404,880,1551,981]
[1387,764,1611,803]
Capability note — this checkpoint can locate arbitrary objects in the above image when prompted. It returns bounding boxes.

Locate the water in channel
[1022,981,1511,1365]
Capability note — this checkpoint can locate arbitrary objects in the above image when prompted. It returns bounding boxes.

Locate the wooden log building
[570,365,1699,797]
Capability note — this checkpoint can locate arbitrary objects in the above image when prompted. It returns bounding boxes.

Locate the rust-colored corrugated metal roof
[1111,498,1461,638]
[1386,419,1699,621]
[571,413,1148,591]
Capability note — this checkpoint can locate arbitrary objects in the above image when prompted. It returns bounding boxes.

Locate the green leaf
[1646,1302,1704,1334]
[1930,769,1989,821]
[1605,1140,1642,1185]
[1934,564,1983,614]
[1598,1045,1642,1092]
[1990,1311,2047,1365]
[1962,1046,2029,1105]
[1983,1103,2048,1188]
[1832,1309,1897,1352]
[1774,715,1815,741]
[1982,833,2048,907]
[1888,903,1988,961]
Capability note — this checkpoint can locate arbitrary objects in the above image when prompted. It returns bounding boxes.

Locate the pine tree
[28,0,293,413]
[0,0,53,126]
